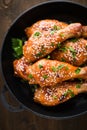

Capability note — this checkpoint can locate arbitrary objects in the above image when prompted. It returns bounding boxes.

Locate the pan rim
[0,0,87,119]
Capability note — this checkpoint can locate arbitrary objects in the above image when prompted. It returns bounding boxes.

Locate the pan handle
[1,86,26,112]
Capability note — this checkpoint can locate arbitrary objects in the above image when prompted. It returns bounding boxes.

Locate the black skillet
[1,0,87,119]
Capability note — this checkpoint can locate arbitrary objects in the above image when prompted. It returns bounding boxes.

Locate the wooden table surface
[0,0,87,130]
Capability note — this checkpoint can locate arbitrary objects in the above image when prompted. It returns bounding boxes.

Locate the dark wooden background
[0,0,87,130]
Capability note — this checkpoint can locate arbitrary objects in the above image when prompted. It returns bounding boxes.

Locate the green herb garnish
[76,84,81,88]
[59,46,68,52]
[52,95,57,99]
[12,38,23,59]
[51,66,57,72]
[60,33,65,37]
[68,46,76,52]
[68,46,76,59]
[28,74,33,79]
[65,66,69,70]
[64,89,75,98]
[36,52,43,57]
[53,25,61,30]
[68,89,75,97]
[33,31,41,37]
[47,55,51,59]
[75,67,81,74]
[57,42,61,49]
[57,64,64,70]
[50,30,55,35]
[43,75,48,79]
[39,64,43,69]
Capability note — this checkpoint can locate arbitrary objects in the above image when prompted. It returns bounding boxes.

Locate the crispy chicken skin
[51,38,87,66]
[23,23,82,62]
[34,81,87,106]
[25,19,87,38]
[13,57,29,80]
[25,19,68,37]
[25,59,87,87]
[13,57,37,84]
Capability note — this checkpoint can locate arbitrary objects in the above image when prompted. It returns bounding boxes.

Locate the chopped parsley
[51,66,57,72]
[60,33,65,37]
[28,74,33,79]
[76,84,81,88]
[52,95,57,99]
[47,55,51,59]
[59,46,68,52]
[68,46,76,52]
[43,75,48,79]
[57,64,64,70]
[65,66,69,70]
[35,52,43,57]
[50,30,55,35]
[75,67,81,74]
[68,46,76,59]
[12,38,23,59]
[39,64,43,69]
[57,42,61,49]
[64,89,75,98]
[33,31,41,37]
[53,25,61,30]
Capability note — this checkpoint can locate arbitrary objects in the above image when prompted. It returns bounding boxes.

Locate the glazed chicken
[13,56,30,80]
[25,19,87,38]
[13,57,37,84]
[51,38,87,66]
[13,19,87,107]
[23,23,82,62]
[26,59,87,87]
[13,58,87,87]
[34,81,87,106]
[25,19,68,37]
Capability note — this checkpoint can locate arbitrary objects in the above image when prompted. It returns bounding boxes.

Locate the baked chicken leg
[25,19,87,38]
[25,19,67,37]
[51,38,87,66]
[23,23,82,62]
[13,58,87,87]
[34,81,87,106]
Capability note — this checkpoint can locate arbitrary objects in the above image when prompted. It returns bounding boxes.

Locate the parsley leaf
[75,67,81,74]
[33,32,41,37]
[76,84,81,88]
[28,74,33,79]
[57,64,64,70]
[39,64,43,69]
[52,66,57,72]
[12,38,23,59]
[43,75,48,79]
